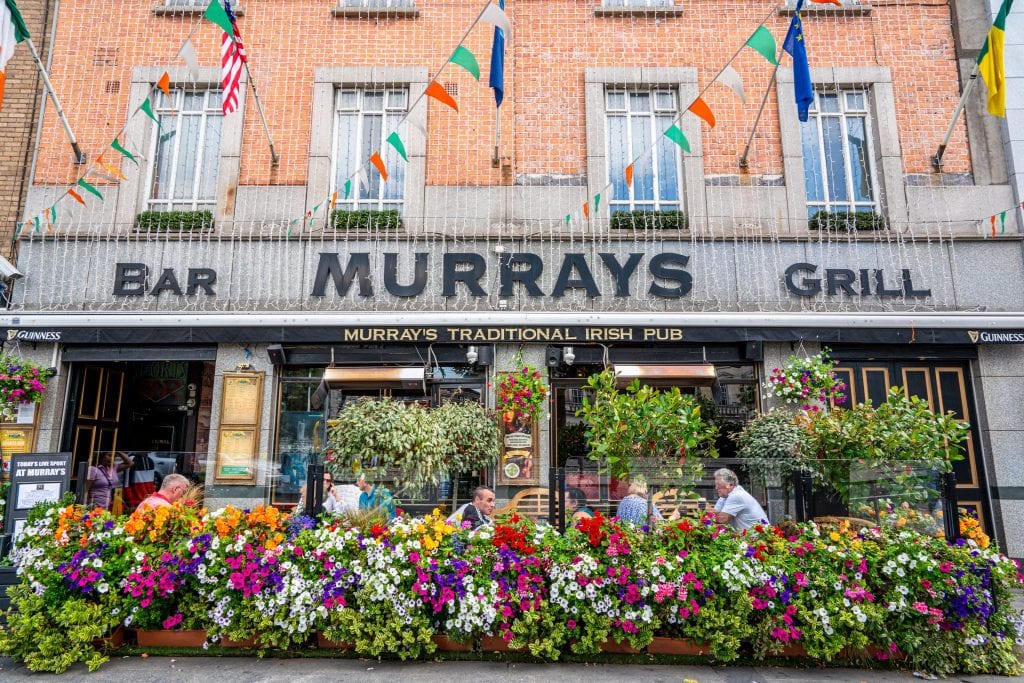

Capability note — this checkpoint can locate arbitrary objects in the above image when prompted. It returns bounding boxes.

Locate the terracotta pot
[219,635,258,648]
[136,629,208,648]
[432,634,473,652]
[92,625,126,650]
[646,636,710,655]
[599,638,640,654]
[315,633,353,650]
[480,635,523,653]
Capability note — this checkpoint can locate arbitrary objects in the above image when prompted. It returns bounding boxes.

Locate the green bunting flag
[12,220,23,239]
[449,45,481,81]
[77,178,104,201]
[31,218,39,235]
[664,124,691,153]
[138,98,161,126]
[1001,211,1007,234]
[594,193,601,213]
[48,206,56,223]
[343,179,352,199]
[160,129,177,143]
[111,138,138,164]
[565,214,571,225]
[386,132,408,161]
[745,26,778,65]
[202,0,234,35]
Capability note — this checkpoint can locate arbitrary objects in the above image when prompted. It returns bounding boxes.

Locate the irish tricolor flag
[0,0,30,109]
[977,0,1015,117]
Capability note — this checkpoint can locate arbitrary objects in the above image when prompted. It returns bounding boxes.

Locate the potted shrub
[329,209,402,231]
[134,210,214,232]
[609,209,688,231]
[807,210,887,232]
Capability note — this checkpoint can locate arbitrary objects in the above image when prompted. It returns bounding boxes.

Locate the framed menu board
[497,415,540,486]
[214,372,263,484]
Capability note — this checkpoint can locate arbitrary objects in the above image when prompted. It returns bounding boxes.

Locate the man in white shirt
[712,468,768,531]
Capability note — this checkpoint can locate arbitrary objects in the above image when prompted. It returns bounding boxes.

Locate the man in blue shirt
[712,468,768,531]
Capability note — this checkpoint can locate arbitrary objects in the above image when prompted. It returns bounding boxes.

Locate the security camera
[0,255,22,280]
[466,345,478,364]
[563,346,576,366]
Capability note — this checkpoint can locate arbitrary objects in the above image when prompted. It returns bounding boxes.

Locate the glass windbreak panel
[846,461,948,539]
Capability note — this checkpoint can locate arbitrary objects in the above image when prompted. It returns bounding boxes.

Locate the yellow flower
[829,531,841,542]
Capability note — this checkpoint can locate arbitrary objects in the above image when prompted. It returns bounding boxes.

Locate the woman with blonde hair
[615,478,662,526]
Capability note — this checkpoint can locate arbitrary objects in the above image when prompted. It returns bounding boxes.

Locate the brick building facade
[3,1,1024,554]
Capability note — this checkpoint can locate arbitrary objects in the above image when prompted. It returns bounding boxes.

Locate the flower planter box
[646,636,710,655]
[776,642,807,657]
[432,634,473,652]
[315,633,353,650]
[599,638,640,654]
[219,635,258,648]
[136,629,208,648]
[480,635,524,653]
[92,625,127,650]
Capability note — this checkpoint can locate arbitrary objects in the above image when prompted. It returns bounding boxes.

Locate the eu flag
[489,0,505,108]
[783,0,813,122]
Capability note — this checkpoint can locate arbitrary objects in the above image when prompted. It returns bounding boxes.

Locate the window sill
[593,6,685,17]
[331,6,420,18]
[153,4,244,16]
[779,3,872,16]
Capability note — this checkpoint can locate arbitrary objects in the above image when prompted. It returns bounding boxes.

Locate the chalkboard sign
[3,452,73,540]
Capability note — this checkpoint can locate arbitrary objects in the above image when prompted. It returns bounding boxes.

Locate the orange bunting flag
[425,81,459,112]
[583,201,590,219]
[625,163,634,188]
[991,215,997,237]
[156,72,171,98]
[688,97,716,128]
[96,153,127,181]
[67,187,86,205]
[369,152,388,181]
[329,190,338,213]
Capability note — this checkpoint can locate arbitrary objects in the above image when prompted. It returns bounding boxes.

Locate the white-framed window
[800,89,879,217]
[605,88,683,214]
[146,89,223,212]
[332,87,408,212]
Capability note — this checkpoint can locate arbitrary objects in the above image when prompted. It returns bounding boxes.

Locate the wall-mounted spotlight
[466,345,479,364]
[562,346,575,366]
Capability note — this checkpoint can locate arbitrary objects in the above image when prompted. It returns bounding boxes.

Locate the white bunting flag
[178,38,200,82]
[357,167,370,192]
[480,2,511,36]
[715,64,745,104]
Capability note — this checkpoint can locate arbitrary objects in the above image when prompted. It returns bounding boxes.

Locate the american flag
[220,0,246,115]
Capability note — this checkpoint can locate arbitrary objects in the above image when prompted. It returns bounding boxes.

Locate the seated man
[356,475,397,519]
[460,485,496,531]
[712,467,768,531]
[135,473,189,512]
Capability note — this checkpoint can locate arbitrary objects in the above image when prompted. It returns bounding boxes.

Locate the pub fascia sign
[111,252,931,300]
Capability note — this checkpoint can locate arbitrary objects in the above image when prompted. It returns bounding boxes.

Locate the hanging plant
[432,400,501,472]
[763,347,847,411]
[495,353,548,424]
[0,352,53,423]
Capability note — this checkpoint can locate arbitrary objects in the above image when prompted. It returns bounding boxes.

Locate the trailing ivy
[135,210,214,232]
[808,211,886,232]
[330,209,402,231]
[608,210,687,231]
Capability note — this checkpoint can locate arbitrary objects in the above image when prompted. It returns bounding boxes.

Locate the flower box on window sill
[135,628,208,648]
[807,210,886,232]
[609,209,688,231]
[594,5,685,17]
[331,1,419,18]
[780,1,871,16]
[330,209,403,232]
[153,2,245,17]
[135,210,215,233]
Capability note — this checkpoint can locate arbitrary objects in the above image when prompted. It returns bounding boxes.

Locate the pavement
[1,656,1022,682]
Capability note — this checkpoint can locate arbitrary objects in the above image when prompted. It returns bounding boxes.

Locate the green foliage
[575,369,717,489]
[432,400,501,472]
[808,210,886,232]
[0,583,120,672]
[734,412,813,485]
[135,210,214,232]
[330,209,402,231]
[609,209,688,231]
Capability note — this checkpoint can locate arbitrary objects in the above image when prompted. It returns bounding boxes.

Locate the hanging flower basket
[763,347,846,411]
[495,353,548,424]
[0,352,53,423]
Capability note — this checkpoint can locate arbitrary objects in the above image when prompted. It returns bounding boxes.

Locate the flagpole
[242,62,280,166]
[24,37,84,164]
[738,60,781,169]
[931,62,979,171]
[492,108,500,167]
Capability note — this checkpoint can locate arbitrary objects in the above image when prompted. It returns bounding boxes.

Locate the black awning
[62,345,218,362]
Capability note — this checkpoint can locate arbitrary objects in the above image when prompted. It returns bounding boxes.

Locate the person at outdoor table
[712,467,768,531]
[134,473,190,512]
[297,472,355,515]
[460,485,496,530]
[85,451,132,511]
[357,475,397,519]
[616,479,662,526]
[566,487,595,523]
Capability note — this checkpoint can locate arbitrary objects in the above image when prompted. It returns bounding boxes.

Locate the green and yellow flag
[977,0,1015,117]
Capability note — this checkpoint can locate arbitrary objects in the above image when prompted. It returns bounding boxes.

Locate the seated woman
[566,487,595,523]
[615,479,663,526]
